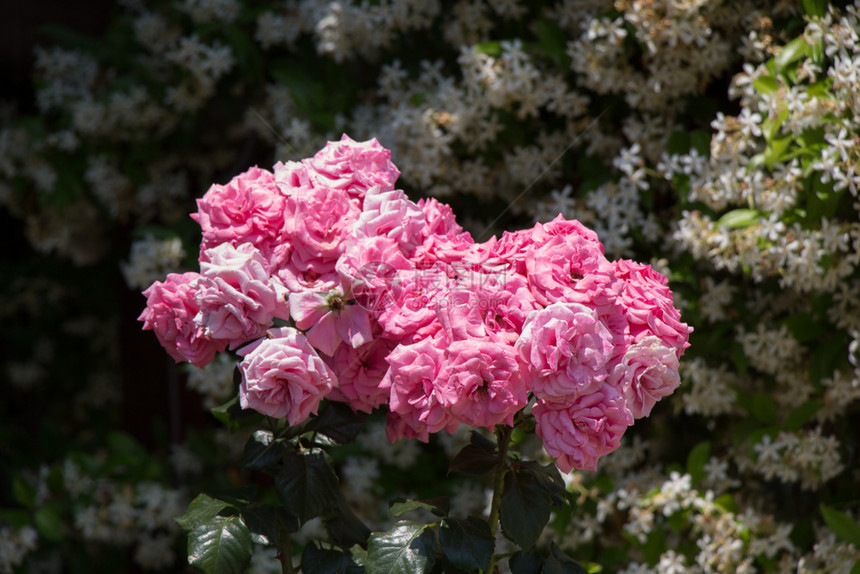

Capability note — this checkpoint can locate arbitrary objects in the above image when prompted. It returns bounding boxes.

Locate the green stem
[486,425,514,573]
[280,529,293,574]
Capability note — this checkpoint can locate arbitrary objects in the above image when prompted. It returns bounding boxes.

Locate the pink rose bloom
[139,272,225,368]
[376,265,448,344]
[273,160,311,195]
[417,197,463,239]
[305,134,400,200]
[516,302,615,402]
[526,234,611,306]
[612,259,692,357]
[238,327,336,425]
[336,235,412,305]
[195,243,284,349]
[436,274,537,345]
[384,336,459,442]
[289,287,373,356]
[435,340,528,430]
[191,166,287,264]
[325,338,395,413]
[413,231,476,268]
[533,384,633,472]
[351,187,426,255]
[283,184,360,275]
[540,214,603,250]
[608,336,681,419]
[485,228,538,277]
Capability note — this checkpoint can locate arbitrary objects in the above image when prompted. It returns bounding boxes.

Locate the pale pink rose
[335,235,412,306]
[139,272,225,368]
[273,160,312,195]
[436,274,537,345]
[289,288,373,356]
[325,338,395,413]
[516,302,614,402]
[435,340,528,430]
[376,265,448,344]
[533,384,633,472]
[608,336,681,419]
[195,243,282,349]
[384,336,459,442]
[526,234,611,306]
[351,187,426,255]
[237,327,336,424]
[283,185,360,275]
[305,134,400,200]
[417,197,463,239]
[612,259,692,357]
[191,166,287,264]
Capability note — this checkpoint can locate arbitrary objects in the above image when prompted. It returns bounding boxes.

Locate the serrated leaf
[365,521,437,574]
[510,550,543,574]
[821,505,860,547]
[323,490,372,547]
[389,497,449,518]
[544,544,588,574]
[304,401,366,445]
[439,517,494,571]
[276,451,339,523]
[686,441,711,486]
[500,468,552,549]
[241,504,298,546]
[448,444,500,476]
[176,494,234,532]
[243,430,290,471]
[188,515,253,574]
[302,541,365,574]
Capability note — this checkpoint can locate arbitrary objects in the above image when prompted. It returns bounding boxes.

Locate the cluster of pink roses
[139,135,692,472]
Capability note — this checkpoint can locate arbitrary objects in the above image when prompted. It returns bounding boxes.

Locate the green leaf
[801,0,827,18]
[752,75,780,95]
[783,400,824,430]
[717,209,761,230]
[448,444,500,476]
[686,441,711,486]
[365,521,437,574]
[851,558,860,574]
[302,541,365,574]
[34,506,63,542]
[475,41,502,57]
[304,401,366,445]
[774,37,810,73]
[241,505,298,546]
[500,467,552,549]
[439,517,494,571]
[211,397,263,432]
[389,497,449,518]
[532,18,571,68]
[510,550,543,574]
[747,393,779,424]
[12,476,37,508]
[276,451,339,523]
[820,505,860,547]
[176,494,234,532]
[323,491,372,547]
[243,430,290,471]
[188,515,254,574]
[544,544,588,574]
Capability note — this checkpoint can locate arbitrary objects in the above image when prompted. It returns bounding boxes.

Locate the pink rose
[435,340,528,430]
[526,234,611,306]
[612,259,692,357]
[540,214,603,250]
[516,302,615,402]
[417,197,463,239]
[139,272,225,368]
[376,264,448,344]
[238,327,336,424]
[305,134,400,200]
[336,235,412,304]
[351,187,426,255]
[608,336,681,419]
[533,384,633,472]
[384,336,459,442]
[289,287,373,356]
[195,243,283,349]
[325,338,395,414]
[191,166,287,264]
[283,185,360,275]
